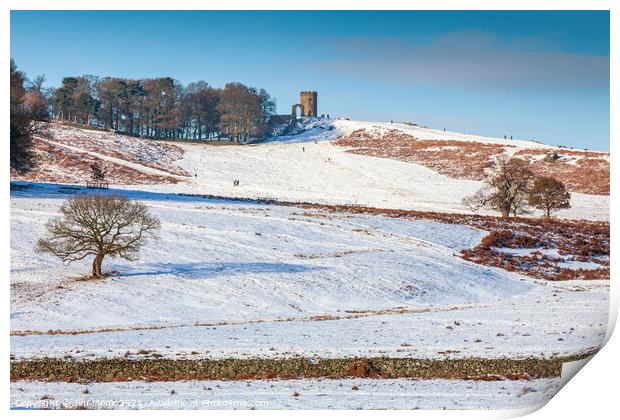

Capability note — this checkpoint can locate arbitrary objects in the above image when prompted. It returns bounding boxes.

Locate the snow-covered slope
[10,184,608,362]
[10,183,522,332]
[9,120,610,410]
[274,117,555,148]
[13,120,608,220]
[156,118,608,220]
[318,118,553,149]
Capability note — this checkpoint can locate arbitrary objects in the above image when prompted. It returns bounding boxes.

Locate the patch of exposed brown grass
[333,129,609,195]
[514,149,609,195]
[460,220,609,280]
[41,122,189,176]
[10,137,180,185]
[333,128,507,180]
[290,202,609,281]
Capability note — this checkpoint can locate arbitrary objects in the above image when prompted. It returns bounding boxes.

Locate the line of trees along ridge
[51,75,276,143]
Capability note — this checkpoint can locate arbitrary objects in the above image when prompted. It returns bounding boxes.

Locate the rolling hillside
[11,119,609,221]
[9,118,610,409]
[10,183,608,363]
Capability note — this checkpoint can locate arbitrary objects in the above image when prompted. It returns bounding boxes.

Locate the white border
[3,1,616,419]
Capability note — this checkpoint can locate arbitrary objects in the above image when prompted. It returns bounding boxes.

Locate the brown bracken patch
[333,128,507,180]
[42,122,189,176]
[10,136,180,185]
[289,202,609,281]
[333,129,609,195]
[514,149,609,195]
[341,359,387,379]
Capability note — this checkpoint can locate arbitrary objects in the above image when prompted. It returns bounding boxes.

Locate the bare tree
[463,156,534,218]
[37,195,160,278]
[27,74,46,94]
[528,176,571,219]
[90,163,105,181]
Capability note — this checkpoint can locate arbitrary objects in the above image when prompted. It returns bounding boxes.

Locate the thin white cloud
[317,32,609,92]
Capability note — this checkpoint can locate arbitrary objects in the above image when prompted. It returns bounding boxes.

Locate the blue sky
[10,10,609,150]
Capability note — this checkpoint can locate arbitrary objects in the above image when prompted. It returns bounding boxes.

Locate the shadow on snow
[115,261,326,279]
[10,181,276,208]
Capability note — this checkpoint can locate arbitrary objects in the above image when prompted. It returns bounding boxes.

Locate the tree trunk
[92,254,104,278]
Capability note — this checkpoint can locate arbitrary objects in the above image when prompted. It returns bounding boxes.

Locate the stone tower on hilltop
[299,91,317,117]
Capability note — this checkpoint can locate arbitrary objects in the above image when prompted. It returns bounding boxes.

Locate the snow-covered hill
[9,120,609,409]
[13,119,607,220]
[169,118,609,220]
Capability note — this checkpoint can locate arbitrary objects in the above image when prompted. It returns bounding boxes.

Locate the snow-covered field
[10,183,608,362]
[9,118,610,410]
[10,281,607,361]
[11,377,560,410]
